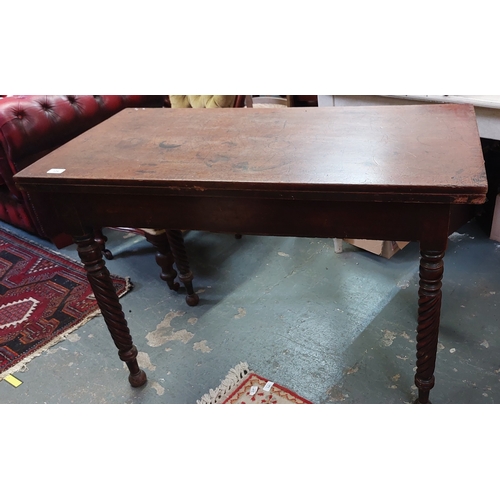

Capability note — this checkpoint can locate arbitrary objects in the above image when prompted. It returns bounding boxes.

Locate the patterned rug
[0,228,131,379]
[197,362,312,404]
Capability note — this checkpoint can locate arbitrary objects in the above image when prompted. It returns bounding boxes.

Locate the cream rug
[197,362,312,404]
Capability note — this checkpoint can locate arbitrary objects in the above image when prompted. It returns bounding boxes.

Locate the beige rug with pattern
[197,362,312,404]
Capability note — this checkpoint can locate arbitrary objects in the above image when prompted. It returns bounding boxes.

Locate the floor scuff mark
[46,346,68,355]
[146,310,194,347]
[327,385,348,402]
[397,279,410,289]
[193,340,212,353]
[150,381,165,396]
[234,307,246,319]
[124,351,156,371]
[137,351,156,371]
[449,232,467,242]
[381,330,397,347]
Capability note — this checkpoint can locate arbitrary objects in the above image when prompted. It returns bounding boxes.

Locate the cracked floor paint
[234,307,246,319]
[46,346,68,355]
[327,385,348,402]
[146,310,194,347]
[150,381,165,396]
[380,330,397,347]
[123,351,156,371]
[193,340,212,353]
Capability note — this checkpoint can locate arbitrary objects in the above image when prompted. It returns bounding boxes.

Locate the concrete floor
[0,217,499,404]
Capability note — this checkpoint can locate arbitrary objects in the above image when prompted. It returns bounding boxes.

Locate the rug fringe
[197,362,251,404]
[0,277,133,381]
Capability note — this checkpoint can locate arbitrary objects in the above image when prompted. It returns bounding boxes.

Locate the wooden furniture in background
[318,95,500,140]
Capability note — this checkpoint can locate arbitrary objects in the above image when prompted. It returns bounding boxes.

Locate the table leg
[414,247,445,404]
[143,231,180,291]
[166,229,199,306]
[74,231,147,388]
[93,228,113,260]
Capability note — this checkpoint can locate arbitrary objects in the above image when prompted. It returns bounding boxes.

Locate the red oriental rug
[0,228,131,379]
[197,362,312,404]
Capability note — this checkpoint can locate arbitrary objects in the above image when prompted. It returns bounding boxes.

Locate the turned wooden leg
[166,229,199,306]
[414,248,445,404]
[143,231,180,291]
[74,230,146,388]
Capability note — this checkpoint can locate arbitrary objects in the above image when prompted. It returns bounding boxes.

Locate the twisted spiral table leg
[143,231,180,291]
[93,228,113,260]
[166,229,199,306]
[415,249,445,404]
[74,231,147,388]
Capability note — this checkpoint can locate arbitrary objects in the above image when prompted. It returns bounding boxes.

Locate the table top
[15,104,487,203]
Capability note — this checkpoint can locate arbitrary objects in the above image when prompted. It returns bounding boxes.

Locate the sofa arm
[0,95,165,242]
[0,95,165,198]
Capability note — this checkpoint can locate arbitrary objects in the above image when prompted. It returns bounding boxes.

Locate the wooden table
[14,104,487,403]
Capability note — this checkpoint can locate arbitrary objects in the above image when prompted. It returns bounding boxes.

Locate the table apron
[28,191,462,246]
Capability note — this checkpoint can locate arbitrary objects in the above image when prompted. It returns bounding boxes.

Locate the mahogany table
[14,104,487,403]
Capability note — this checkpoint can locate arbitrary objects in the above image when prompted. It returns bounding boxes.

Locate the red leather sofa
[0,95,166,247]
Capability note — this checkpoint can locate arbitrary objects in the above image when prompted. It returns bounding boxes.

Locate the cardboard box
[344,239,410,259]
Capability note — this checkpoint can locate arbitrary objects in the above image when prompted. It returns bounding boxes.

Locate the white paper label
[47,169,65,174]
[249,386,258,396]
[263,381,274,392]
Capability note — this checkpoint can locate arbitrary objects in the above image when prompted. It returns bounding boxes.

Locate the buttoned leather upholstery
[0,95,165,246]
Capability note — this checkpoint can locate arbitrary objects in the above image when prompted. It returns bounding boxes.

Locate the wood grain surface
[15,105,486,202]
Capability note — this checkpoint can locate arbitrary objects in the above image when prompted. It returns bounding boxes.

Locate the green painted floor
[1,218,499,404]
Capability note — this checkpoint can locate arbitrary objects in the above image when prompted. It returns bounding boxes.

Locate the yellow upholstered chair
[170,95,238,108]
[168,95,246,108]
